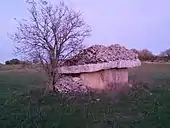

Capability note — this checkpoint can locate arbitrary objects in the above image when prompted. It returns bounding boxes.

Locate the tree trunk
[50,69,60,92]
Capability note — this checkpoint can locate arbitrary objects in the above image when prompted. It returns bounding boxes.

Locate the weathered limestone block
[58,59,141,74]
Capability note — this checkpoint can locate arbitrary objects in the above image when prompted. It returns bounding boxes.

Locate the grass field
[0,64,170,128]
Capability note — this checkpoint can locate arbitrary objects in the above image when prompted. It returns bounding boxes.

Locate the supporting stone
[80,68,128,90]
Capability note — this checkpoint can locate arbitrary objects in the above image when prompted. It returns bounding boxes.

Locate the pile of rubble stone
[63,44,139,66]
[55,76,88,93]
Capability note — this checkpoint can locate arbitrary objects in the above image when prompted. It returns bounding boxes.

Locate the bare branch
[10,0,91,91]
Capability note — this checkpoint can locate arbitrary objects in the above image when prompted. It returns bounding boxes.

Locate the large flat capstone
[58,59,141,74]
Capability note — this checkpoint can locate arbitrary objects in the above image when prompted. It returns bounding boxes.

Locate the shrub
[5,59,22,65]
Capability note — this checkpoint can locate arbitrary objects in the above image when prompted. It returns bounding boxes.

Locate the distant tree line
[131,48,170,62]
[5,59,31,65]
[5,48,170,65]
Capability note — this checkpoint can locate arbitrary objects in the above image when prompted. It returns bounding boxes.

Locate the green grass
[0,64,170,128]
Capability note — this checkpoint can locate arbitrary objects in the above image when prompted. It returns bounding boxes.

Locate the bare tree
[138,49,154,61]
[159,48,170,61]
[160,49,170,57]
[131,48,139,54]
[10,0,91,91]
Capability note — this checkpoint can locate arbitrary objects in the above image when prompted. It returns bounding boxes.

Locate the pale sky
[0,0,170,63]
